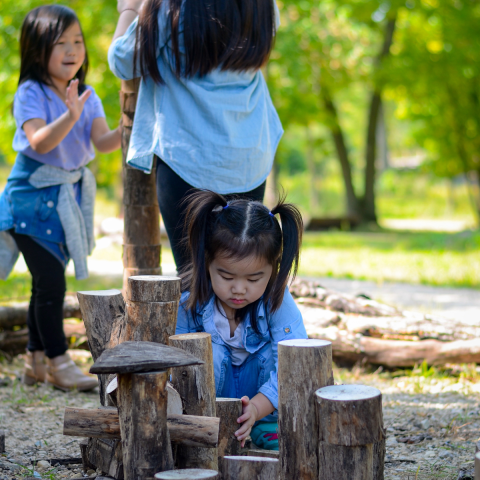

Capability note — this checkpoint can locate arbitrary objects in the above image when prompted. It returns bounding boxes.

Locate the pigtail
[268,199,303,312]
[135,0,164,84]
[182,190,228,313]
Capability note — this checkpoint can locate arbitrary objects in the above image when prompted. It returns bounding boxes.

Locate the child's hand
[235,396,258,448]
[65,79,91,123]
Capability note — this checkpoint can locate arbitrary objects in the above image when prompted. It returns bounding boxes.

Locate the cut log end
[316,384,381,402]
[127,275,181,303]
[279,338,332,348]
[154,469,219,479]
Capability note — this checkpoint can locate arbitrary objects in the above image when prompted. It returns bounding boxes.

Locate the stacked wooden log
[291,278,480,367]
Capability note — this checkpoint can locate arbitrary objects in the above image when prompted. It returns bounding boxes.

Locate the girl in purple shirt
[1,5,121,391]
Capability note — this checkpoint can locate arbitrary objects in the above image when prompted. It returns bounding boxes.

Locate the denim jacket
[176,288,308,409]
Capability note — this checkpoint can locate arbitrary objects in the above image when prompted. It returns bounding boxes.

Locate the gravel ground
[0,352,479,479]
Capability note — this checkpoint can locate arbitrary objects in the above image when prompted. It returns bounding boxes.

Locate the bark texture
[169,333,217,470]
[215,398,242,457]
[118,371,174,478]
[278,339,334,480]
[127,276,181,303]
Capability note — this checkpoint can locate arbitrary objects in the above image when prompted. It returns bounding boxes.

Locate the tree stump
[169,333,217,470]
[216,398,242,457]
[77,290,125,405]
[125,276,181,345]
[154,469,219,479]
[315,384,385,480]
[277,339,334,480]
[118,370,174,479]
[121,78,161,292]
[219,456,279,479]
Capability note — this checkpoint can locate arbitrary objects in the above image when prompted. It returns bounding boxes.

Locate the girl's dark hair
[182,190,303,334]
[19,5,88,91]
[134,0,276,84]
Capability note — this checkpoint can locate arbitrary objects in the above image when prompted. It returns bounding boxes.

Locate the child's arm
[23,80,91,154]
[235,394,275,447]
[91,118,122,153]
[113,0,144,40]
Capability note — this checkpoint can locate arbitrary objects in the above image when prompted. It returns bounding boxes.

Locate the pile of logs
[62,275,386,479]
[291,278,480,367]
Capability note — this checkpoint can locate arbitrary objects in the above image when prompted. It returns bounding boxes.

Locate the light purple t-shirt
[13,80,106,171]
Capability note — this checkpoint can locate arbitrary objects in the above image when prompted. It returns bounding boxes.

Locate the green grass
[299,228,480,288]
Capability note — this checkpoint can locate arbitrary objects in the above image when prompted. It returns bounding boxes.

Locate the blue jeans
[213,341,278,422]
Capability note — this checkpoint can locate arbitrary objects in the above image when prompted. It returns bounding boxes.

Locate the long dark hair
[182,190,303,334]
[18,5,88,91]
[134,0,276,84]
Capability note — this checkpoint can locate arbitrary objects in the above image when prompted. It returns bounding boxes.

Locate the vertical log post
[215,398,242,457]
[169,333,217,470]
[219,456,279,479]
[125,276,181,344]
[278,339,334,480]
[475,452,480,480]
[118,370,174,479]
[316,385,385,480]
[121,79,161,292]
[154,469,220,480]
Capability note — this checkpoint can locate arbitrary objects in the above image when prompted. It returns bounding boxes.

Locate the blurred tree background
[1,0,479,227]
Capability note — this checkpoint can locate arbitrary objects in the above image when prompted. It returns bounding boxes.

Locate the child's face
[48,22,85,88]
[208,254,273,315]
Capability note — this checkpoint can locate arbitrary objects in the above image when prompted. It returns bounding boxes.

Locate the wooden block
[0,429,4,453]
[215,398,242,457]
[127,275,181,302]
[475,451,480,480]
[154,469,219,479]
[90,341,204,374]
[219,456,279,479]
[246,449,279,459]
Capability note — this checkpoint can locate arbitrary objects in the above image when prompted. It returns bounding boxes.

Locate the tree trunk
[278,339,334,480]
[121,79,161,292]
[321,88,360,219]
[361,16,397,223]
[117,370,174,479]
[215,398,242,457]
[63,407,219,448]
[316,385,385,480]
[169,333,218,470]
[219,456,279,480]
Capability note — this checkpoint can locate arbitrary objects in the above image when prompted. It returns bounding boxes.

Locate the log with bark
[63,407,219,448]
[291,278,480,368]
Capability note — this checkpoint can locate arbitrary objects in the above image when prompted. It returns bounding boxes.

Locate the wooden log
[277,339,334,480]
[118,370,174,478]
[169,333,217,470]
[219,456,279,480]
[215,398,242,457]
[121,78,161,292]
[90,341,203,375]
[315,384,385,480]
[0,430,4,453]
[246,449,279,459]
[63,407,220,448]
[84,437,124,479]
[77,289,126,405]
[475,452,480,480]
[154,470,219,480]
[125,301,178,345]
[127,276,181,303]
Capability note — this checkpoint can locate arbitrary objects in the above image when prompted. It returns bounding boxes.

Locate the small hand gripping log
[315,384,386,480]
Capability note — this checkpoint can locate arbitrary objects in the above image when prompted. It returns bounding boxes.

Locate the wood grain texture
[125,301,178,345]
[123,245,161,270]
[169,333,217,470]
[84,438,123,480]
[215,398,242,457]
[154,470,219,479]
[90,341,203,374]
[127,276,181,303]
[277,339,334,480]
[63,407,219,448]
[318,442,373,480]
[219,456,279,480]
[118,371,174,478]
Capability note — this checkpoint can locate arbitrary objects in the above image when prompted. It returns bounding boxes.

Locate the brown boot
[23,350,46,385]
[46,352,98,392]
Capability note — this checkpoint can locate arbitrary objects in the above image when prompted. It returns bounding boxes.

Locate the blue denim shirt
[176,288,308,409]
[108,1,283,194]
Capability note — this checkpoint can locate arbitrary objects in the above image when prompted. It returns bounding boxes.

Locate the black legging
[10,231,68,358]
[156,158,266,272]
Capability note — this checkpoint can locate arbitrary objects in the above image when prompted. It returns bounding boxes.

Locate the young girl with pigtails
[176,189,308,451]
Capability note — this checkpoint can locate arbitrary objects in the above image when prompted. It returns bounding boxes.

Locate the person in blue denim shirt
[0,6,121,391]
[176,190,308,451]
